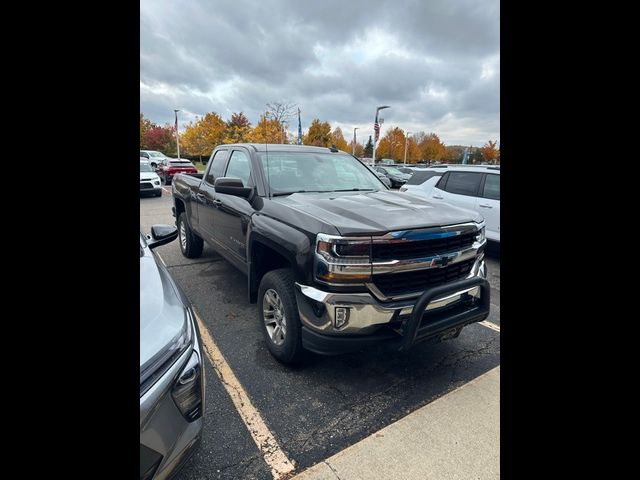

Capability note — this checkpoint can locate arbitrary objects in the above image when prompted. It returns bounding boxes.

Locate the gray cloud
[140,0,499,145]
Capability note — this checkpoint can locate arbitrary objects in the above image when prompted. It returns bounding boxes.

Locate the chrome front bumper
[295,260,487,335]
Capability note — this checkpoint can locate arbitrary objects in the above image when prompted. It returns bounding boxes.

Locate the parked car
[140,150,170,168]
[416,165,500,243]
[363,162,392,188]
[140,160,163,197]
[375,166,411,188]
[140,225,205,480]
[379,158,396,165]
[398,169,444,196]
[172,144,489,364]
[396,166,414,175]
[156,158,199,185]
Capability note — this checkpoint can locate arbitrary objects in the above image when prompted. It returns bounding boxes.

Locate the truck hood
[140,252,187,373]
[272,190,482,235]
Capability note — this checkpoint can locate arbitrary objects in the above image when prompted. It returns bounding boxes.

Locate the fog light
[334,307,349,329]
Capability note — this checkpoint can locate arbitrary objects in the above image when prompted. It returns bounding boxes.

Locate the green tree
[304,119,332,147]
[363,136,373,157]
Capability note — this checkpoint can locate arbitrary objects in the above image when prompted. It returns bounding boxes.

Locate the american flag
[374,121,380,142]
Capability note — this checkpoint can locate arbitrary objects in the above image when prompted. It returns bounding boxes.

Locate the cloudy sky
[140,0,499,146]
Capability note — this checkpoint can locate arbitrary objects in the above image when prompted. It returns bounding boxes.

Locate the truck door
[212,148,255,264]
[195,149,229,241]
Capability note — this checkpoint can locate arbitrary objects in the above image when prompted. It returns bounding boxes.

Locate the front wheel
[258,268,305,364]
[177,212,203,258]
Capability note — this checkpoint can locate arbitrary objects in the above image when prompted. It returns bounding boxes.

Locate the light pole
[174,109,181,159]
[403,131,412,166]
[372,105,390,165]
[352,127,359,156]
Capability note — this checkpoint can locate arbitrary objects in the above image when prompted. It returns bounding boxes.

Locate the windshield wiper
[271,190,326,197]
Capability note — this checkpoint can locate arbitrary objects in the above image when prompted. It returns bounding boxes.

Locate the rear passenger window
[444,172,483,196]
[482,174,500,200]
[435,172,449,190]
[407,171,441,185]
[206,150,229,185]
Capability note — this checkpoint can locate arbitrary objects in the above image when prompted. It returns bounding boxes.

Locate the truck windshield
[258,152,385,195]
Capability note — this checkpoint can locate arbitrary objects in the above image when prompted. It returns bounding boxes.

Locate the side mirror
[214,177,253,198]
[147,224,178,249]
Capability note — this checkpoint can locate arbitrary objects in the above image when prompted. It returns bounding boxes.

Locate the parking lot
[141,188,501,479]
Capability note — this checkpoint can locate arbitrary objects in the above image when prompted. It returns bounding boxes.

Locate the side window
[444,172,483,196]
[225,150,253,186]
[435,172,449,190]
[482,174,500,200]
[205,150,229,185]
[140,152,148,158]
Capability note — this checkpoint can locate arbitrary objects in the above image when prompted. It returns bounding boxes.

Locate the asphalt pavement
[140,188,500,479]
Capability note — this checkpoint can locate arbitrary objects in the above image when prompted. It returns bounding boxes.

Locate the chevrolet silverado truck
[172,144,490,364]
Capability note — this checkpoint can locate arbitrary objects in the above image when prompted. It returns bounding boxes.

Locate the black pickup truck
[172,144,490,364]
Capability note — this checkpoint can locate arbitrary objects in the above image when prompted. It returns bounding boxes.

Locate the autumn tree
[225,112,252,144]
[363,136,374,158]
[304,119,332,147]
[419,133,446,163]
[480,140,499,164]
[180,112,226,159]
[140,113,155,149]
[330,127,349,152]
[348,140,364,157]
[376,127,406,162]
[144,125,176,155]
[246,113,284,144]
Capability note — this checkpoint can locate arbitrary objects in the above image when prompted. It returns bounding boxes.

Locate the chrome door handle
[432,194,443,199]
[479,204,492,208]
[213,199,223,207]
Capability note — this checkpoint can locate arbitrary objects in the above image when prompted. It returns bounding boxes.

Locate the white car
[400,165,500,243]
[140,160,162,197]
[140,150,169,168]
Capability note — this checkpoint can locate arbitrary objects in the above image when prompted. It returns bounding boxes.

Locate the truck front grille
[372,231,476,261]
[372,258,475,297]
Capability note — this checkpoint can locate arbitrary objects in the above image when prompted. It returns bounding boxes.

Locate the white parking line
[479,320,500,332]
[162,186,171,194]
[192,308,296,479]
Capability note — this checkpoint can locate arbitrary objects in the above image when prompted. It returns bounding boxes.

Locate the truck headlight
[315,234,372,284]
[476,226,486,243]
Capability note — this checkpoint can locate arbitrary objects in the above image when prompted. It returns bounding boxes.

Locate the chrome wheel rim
[179,222,187,250]
[263,288,286,346]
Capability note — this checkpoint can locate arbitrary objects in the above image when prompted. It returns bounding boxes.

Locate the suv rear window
[406,170,442,185]
[443,172,483,196]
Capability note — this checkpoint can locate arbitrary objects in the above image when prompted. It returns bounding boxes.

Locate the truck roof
[219,143,345,154]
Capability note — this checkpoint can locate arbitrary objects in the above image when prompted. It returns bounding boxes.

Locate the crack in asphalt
[293,335,500,455]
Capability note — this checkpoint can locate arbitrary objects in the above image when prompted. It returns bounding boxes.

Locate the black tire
[177,212,203,258]
[258,268,305,364]
[155,190,162,197]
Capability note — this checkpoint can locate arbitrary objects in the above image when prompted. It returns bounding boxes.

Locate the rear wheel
[177,212,203,258]
[258,268,305,364]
